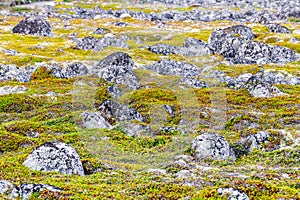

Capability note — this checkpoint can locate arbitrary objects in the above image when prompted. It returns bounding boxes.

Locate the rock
[247,131,270,151]
[0,180,15,196]
[0,64,37,82]
[0,86,27,95]
[114,22,128,27]
[2,49,18,56]
[175,170,194,179]
[181,38,213,56]
[23,142,85,176]
[93,27,110,34]
[12,15,52,37]
[80,112,112,129]
[148,168,167,175]
[93,52,140,90]
[13,184,61,200]
[98,100,144,123]
[248,83,285,98]
[179,77,208,88]
[75,34,128,51]
[223,25,255,40]
[208,27,296,64]
[218,188,249,200]
[266,23,291,34]
[114,122,146,137]
[148,38,212,56]
[144,59,201,77]
[191,132,236,161]
[147,44,181,56]
[63,62,89,78]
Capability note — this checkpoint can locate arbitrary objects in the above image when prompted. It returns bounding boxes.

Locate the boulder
[23,142,85,176]
[223,25,255,40]
[218,188,249,200]
[80,112,112,129]
[0,180,15,196]
[13,184,61,200]
[247,131,270,151]
[144,59,201,77]
[75,34,128,51]
[147,44,181,56]
[12,15,52,37]
[266,23,291,34]
[248,83,285,98]
[208,27,296,64]
[0,86,27,96]
[191,132,236,161]
[93,52,140,90]
[63,62,89,78]
[98,100,144,123]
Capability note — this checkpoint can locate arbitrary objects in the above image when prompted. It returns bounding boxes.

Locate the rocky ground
[0,0,299,199]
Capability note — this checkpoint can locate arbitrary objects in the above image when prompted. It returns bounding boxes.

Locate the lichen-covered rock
[266,23,291,34]
[98,100,144,123]
[223,25,255,40]
[218,188,249,200]
[144,59,201,77]
[247,131,270,151]
[13,184,61,200]
[0,86,27,96]
[191,132,236,161]
[208,27,296,64]
[12,15,52,37]
[80,112,112,129]
[179,77,208,88]
[63,62,89,78]
[75,34,128,51]
[148,44,181,55]
[93,52,139,90]
[0,180,15,196]
[23,142,85,176]
[248,83,285,98]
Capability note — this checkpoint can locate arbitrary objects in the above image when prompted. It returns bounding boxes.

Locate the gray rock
[191,132,236,161]
[247,131,270,151]
[179,77,208,88]
[63,62,88,78]
[93,52,140,90]
[75,34,128,51]
[0,180,15,196]
[148,38,212,56]
[99,100,144,123]
[80,112,112,129]
[266,23,291,34]
[23,142,85,176]
[0,86,27,95]
[175,170,194,179]
[13,184,61,200]
[223,25,255,40]
[144,59,201,77]
[12,15,52,37]
[208,27,296,64]
[94,27,110,34]
[218,188,249,200]
[248,83,285,98]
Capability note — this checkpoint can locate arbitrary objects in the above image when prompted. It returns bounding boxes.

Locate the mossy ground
[0,0,299,199]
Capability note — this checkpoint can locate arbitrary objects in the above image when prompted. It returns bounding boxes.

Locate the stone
[247,131,270,151]
[12,15,52,37]
[208,27,296,64]
[80,112,112,129]
[63,62,88,78]
[93,27,110,34]
[179,77,208,88]
[98,100,144,123]
[218,188,249,200]
[191,132,236,161]
[266,23,291,34]
[0,86,27,96]
[93,52,140,90]
[23,142,85,176]
[13,184,61,200]
[223,25,255,40]
[0,180,15,195]
[144,59,201,77]
[175,170,194,179]
[75,34,128,51]
[248,83,285,98]
[147,44,181,56]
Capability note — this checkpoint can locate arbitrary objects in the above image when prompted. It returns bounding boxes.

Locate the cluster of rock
[221,69,300,97]
[0,180,62,200]
[74,34,128,51]
[208,25,296,64]
[26,0,298,25]
[148,37,212,56]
